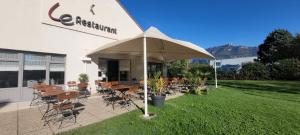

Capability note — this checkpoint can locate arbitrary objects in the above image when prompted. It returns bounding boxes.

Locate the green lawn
[60,80,300,135]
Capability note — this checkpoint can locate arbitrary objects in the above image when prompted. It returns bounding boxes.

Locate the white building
[0,0,143,102]
[210,56,257,69]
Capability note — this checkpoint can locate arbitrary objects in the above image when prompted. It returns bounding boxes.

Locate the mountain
[206,44,258,59]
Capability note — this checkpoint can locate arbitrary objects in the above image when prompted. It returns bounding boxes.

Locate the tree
[167,60,189,77]
[257,29,294,64]
[291,34,300,59]
[189,63,214,79]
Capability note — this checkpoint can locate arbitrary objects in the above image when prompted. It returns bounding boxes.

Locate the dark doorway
[107,60,119,81]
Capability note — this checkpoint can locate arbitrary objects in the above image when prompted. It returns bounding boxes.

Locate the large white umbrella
[88,26,216,117]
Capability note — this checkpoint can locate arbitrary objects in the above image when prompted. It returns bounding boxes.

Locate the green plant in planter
[148,72,166,107]
[148,72,165,96]
[78,73,89,91]
[78,73,89,83]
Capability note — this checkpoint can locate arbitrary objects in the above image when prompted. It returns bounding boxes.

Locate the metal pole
[214,59,218,88]
[143,34,149,117]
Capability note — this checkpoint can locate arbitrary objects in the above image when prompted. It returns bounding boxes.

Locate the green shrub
[217,68,239,80]
[270,59,300,80]
[239,62,270,80]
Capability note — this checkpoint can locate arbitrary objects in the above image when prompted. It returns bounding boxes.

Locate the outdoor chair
[100,82,117,106]
[102,88,122,110]
[126,86,141,100]
[41,86,63,120]
[30,83,48,106]
[52,91,79,128]
[96,81,113,95]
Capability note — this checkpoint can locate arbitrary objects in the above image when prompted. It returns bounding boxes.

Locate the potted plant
[148,72,166,107]
[78,73,89,91]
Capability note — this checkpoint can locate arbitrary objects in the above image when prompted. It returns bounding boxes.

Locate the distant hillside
[207,44,258,59]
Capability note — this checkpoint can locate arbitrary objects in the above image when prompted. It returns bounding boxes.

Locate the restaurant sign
[42,0,118,37]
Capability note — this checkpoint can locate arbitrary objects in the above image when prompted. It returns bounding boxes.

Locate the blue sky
[120,0,300,48]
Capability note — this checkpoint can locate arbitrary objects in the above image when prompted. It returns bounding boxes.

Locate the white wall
[0,0,143,94]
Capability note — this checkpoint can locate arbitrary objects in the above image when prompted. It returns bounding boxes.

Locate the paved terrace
[0,94,183,135]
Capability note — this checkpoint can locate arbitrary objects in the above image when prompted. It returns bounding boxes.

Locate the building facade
[0,0,143,102]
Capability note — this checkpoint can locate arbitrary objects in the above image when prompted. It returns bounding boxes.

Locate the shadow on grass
[219,81,300,95]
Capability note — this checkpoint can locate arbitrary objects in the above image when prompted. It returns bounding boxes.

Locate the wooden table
[41,89,65,97]
[112,84,131,91]
[112,84,140,96]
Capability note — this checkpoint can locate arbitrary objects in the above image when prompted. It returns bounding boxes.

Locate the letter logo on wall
[90,4,95,15]
[47,2,117,35]
[48,2,74,26]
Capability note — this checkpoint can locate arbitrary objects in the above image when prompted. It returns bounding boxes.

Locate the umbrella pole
[214,59,218,88]
[143,35,149,117]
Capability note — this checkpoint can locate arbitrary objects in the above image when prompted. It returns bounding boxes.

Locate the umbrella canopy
[88,26,216,117]
[87,27,214,61]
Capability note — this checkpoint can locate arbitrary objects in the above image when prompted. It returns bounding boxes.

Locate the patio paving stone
[23,128,52,135]
[18,108,46,134]
[0,93,183,135]
[0,111,17,126]
[0,122,18,135]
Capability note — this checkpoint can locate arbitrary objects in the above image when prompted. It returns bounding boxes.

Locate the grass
[60,80,300,135]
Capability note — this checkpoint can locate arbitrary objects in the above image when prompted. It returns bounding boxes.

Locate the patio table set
[94,78,189,110]
[26,77,194,128]
[95,81,141,110]
[29,83,83,128]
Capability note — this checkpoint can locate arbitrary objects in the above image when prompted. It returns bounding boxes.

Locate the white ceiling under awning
[87,26,214,62]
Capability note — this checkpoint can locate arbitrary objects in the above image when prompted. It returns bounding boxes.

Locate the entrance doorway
[107,60,119,81]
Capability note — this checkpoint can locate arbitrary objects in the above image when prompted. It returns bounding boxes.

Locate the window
[0,61,19,88]
[119,60,130,81]
[148,62,163,77]
[0,51,19,88]
[0,51,66,88]
[23,54,46,86]
[50,63,65,84]
[120,71,128,81]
